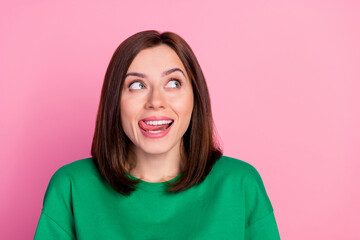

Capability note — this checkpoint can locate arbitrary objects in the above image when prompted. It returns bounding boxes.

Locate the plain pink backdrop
[1,0,359,239]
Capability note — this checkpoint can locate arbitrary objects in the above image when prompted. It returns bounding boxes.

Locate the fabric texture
[34,156,280,239]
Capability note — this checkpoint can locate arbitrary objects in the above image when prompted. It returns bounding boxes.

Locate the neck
[128,142,184,183]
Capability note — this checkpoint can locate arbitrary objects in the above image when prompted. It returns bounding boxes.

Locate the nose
[145,87,166,110]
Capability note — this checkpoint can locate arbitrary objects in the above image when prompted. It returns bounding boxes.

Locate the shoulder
[53,157,95,173]
[42,158,100,206]
[214,156,262,180]
[48,157,99,185]
[39,159,96,237]
[213,156,276,230]
[214,156,274,208]
[211,156,267,191]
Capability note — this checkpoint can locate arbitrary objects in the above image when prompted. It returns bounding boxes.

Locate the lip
[140,116,174,121]
[138,115,174,139]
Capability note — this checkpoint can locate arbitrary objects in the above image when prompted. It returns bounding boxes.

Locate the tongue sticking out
[139,120,171,132]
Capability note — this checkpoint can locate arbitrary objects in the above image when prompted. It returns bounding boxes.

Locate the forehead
[126,44,187,76]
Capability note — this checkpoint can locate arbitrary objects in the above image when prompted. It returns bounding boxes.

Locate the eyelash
[168,78,183,87]
[128,80,145,89]
[127,78,183,89]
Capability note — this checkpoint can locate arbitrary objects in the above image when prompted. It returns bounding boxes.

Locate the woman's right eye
[129,81,145,90]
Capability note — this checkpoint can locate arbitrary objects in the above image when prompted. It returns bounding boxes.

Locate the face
[120,44,194,157]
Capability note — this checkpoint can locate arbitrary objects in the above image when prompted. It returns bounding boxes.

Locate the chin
[138,143,177,156]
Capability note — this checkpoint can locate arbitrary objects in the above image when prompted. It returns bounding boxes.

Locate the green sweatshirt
[34,156,280,239]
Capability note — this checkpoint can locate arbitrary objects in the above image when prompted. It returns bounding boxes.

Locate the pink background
[1,1,359,239]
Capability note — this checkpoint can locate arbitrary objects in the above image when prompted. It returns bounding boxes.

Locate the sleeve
[34,167,76,240]
[243,166,281,240]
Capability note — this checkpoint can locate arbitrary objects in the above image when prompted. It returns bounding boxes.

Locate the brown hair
[91,30,222,195]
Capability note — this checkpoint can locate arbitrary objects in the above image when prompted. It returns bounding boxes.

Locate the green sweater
[34,156,280,239]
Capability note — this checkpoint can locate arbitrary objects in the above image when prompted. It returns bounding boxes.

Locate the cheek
[183,91,194,115]
[120,98,138,128]
[171,93,194,119]
[120,94,148,135]
[120,102,140,144]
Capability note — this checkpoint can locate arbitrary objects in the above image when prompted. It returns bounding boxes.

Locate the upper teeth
[145,120,173,125]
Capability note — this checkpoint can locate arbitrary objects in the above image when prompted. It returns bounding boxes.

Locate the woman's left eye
[166,79,181,88]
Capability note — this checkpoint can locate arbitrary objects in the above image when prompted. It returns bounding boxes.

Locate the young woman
[34,30,280,239]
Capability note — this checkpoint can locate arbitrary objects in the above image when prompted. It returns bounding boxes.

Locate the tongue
[139,121,170,131]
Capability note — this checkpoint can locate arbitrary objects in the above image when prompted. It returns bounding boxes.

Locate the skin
[120,44,194,183]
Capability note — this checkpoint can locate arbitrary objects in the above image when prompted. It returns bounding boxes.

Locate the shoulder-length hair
[91,30,222,195]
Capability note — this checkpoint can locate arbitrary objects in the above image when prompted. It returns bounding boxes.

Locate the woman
[34,30,280,239]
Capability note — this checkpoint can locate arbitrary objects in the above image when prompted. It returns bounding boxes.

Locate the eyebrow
[125,68,187,79]
[125,72,146,78]
[162,68,187,78]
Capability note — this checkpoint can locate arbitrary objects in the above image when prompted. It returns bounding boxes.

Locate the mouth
[138,119,174,133]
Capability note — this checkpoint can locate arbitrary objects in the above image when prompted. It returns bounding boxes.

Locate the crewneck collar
[126,173,183,192]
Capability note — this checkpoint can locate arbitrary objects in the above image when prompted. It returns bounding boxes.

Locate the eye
[166,79,182,88]
[129,81,145,90]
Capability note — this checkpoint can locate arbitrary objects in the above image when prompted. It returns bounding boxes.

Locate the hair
[91,30,222,196]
